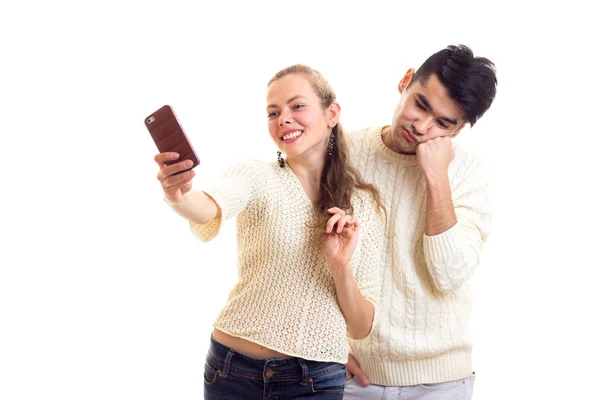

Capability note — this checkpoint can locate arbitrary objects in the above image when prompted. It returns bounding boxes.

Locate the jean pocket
[469,372,476,397]
[203,362,220,387]
[419,378,465,390]
[310,366,346,395]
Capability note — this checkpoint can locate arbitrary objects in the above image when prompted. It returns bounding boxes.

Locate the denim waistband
[206,335,344,383]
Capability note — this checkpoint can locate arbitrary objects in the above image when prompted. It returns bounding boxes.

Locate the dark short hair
[410,44,497,126]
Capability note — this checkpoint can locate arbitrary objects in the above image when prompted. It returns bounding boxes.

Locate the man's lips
[403,128,418,143]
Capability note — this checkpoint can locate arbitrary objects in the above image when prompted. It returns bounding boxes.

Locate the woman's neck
[286,154,325,202]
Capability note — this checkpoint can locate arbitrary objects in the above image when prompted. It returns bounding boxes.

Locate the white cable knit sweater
[346,126,492,386]
[189,160,385,364]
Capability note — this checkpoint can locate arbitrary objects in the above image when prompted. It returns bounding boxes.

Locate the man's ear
[398,68,415,93]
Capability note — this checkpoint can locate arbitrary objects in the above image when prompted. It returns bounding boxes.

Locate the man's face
[389,71,467,155]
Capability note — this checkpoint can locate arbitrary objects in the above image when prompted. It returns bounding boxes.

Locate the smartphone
[144,105,199,173]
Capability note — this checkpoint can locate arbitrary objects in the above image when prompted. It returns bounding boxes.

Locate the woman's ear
[327,102,341,128]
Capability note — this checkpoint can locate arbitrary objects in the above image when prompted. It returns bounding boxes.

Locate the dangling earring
[277,151,285,168]
[327,131,335,156]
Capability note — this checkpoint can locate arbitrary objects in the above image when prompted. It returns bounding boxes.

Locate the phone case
[144,105,199,172]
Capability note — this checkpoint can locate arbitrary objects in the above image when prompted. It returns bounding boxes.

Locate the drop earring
[327,131,335,156]
[277,151,285,168]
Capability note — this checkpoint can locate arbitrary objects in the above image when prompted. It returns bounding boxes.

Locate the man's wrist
[424,171,449,188]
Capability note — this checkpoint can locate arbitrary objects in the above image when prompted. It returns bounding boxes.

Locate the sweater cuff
[423,224,462,263]
[190,217,223,242]
[188,190,225,242]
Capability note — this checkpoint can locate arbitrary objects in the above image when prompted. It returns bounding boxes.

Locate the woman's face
[266,74,338,162]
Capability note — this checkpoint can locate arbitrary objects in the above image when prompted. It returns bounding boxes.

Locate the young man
[344,44,497,399]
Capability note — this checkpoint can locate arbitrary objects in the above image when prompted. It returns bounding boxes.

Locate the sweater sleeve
[189,161,257,242]
[422,155,492,293]
[351,193,385,338]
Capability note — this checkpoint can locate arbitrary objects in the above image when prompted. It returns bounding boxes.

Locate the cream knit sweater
[190,160,384,364]
[346,126,492,386]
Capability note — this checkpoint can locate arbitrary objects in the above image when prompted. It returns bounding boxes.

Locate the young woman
[154,65,385,399]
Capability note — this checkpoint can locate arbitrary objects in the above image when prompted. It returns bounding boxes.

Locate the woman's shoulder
[222,159,278,178]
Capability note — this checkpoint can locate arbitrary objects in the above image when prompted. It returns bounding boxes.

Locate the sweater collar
[373,125,419,165]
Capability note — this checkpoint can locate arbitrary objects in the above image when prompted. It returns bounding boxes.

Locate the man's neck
[381,125,417,155]
[380,125,403,154]
[380,125,393,149]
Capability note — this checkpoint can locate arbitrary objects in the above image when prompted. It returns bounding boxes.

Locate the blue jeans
[204,336,346,399]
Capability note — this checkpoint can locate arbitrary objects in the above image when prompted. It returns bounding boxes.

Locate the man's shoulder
[453,142,487,165]
[451,143,491,183]
[346,126,380,142]
[345,126,385,157]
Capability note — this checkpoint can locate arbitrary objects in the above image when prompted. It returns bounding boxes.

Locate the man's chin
[395,141,417,155]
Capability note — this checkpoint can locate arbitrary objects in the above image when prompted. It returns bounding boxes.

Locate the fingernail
[186,160,193,167]
[172,153,180,159]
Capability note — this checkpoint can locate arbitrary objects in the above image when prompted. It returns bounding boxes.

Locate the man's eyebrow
[416,93,458,125]
[267,95,306,110]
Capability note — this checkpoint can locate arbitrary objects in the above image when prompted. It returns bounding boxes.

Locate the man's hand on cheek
[416,136,455,183]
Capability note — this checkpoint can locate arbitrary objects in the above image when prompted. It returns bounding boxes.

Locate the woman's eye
[292,104,305,110]
[267,111,278,118]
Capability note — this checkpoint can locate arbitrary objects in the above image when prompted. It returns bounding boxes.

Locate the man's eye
[437,120,448,128]
[415,101,426,110]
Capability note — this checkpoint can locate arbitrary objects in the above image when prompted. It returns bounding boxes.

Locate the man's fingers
[346,355,370,387]
[345,370,353,381]
[355,371,370,387]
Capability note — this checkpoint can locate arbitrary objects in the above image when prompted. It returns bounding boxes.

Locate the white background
[1,1,598,399]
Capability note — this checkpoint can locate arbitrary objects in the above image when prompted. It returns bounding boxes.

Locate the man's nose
[412,115,435,136]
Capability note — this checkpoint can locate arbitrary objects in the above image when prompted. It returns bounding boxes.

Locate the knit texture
[190,160,384,364]
[346,126,492,386]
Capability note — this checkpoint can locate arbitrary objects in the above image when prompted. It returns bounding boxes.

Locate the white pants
[343,373,475,400]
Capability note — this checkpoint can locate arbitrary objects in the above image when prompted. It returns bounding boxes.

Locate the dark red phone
[144,105,199,174]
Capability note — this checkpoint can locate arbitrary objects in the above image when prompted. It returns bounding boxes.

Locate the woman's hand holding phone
[144,104,200,204]
[146,105,219,223]
[154,152,195,204]
[154,153,220,224]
